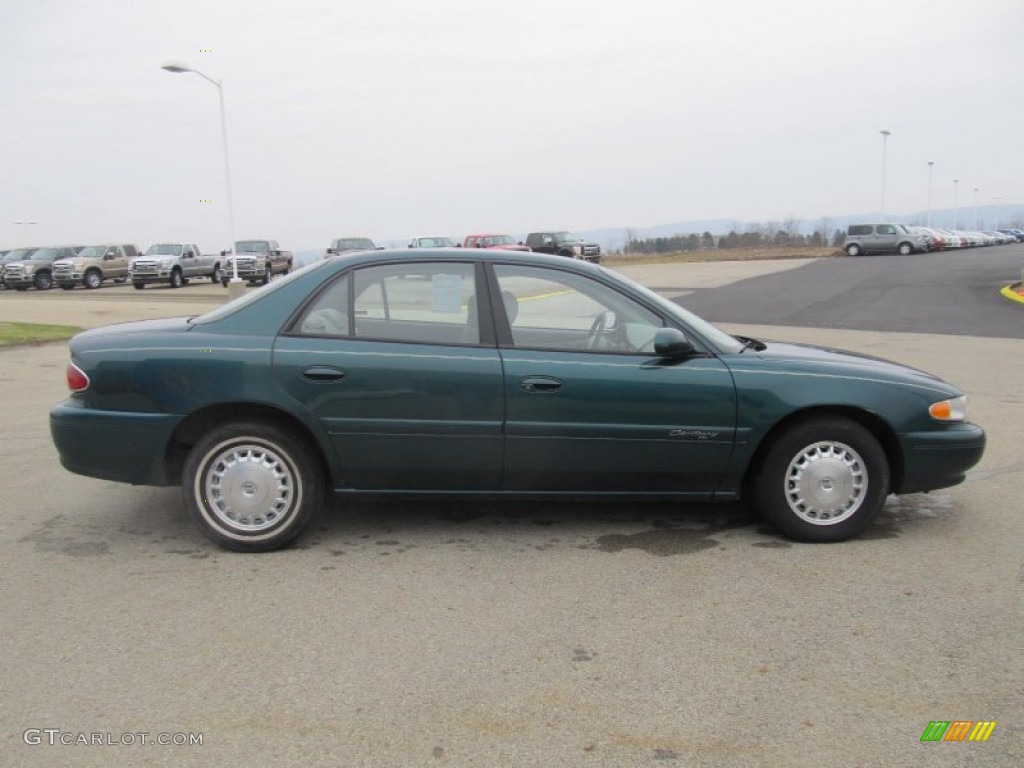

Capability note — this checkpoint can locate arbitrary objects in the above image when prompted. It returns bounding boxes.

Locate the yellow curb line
[1000,284,1024,305]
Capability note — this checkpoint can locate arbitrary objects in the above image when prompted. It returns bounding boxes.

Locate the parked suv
[843,224,928,257]
[524,231,601,262]
[4,246,83,290]
[54,243,138,289]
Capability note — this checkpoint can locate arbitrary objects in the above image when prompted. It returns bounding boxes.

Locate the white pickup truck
[129,243,222,289]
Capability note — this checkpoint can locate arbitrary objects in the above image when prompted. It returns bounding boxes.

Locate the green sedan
[50,250,985,551]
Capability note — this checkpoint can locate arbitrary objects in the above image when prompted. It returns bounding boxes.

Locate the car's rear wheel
[83,270,102,289]
[898,242,913,256]
[846,244,862,257]
[183,421,324,552]
[752,417,889,542]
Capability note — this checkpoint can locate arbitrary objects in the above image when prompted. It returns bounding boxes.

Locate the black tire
[182,421,325,552]
[221,278,229,288]
[133,282,145,290]
[34,271,53,290]
[557,249,574,258]
[261,263,271,285]
[60,284,75,291]
[846,244,862,257]
[15,287,28,291]
[169,269,183,289]
[211,265,222,283]
[114,277,126,283]
[752,417,889,543]
[897,242,913,256]
[83,270,102,289]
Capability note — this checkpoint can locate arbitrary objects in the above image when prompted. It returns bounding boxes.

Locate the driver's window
[492,265,662,354]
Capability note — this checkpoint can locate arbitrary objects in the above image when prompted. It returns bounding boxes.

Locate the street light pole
[879,129,891,219]
[13,220,37,242]
[926,161,934,227]
[161,60,241,295]
[952,179,960,229]
[973,187,980,230]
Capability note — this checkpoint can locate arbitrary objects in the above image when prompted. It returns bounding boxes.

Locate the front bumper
[897,423,986,493]
[4,275,35,287]
[50,401,183,486]
[130,271,174,283]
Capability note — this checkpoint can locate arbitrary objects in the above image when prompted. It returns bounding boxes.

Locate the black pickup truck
[524,231,601,263]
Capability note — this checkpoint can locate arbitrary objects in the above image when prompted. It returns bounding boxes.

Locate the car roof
[328,247,599,271]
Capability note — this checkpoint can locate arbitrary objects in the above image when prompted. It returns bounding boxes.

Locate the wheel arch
[165,403,332,487]
[741,405,905,497]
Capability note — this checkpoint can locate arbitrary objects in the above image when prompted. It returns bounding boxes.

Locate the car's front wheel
[169,268,183,289]
[261,263,271,285]
[34,272,53,290]
[83,270,102,289]
[183,421,325,552]
[752,417,889,542]
[211,265,222,283]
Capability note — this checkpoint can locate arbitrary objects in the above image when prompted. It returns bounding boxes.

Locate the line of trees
[623,219,846,254]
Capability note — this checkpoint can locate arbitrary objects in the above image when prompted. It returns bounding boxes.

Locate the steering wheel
[585,310,616,349]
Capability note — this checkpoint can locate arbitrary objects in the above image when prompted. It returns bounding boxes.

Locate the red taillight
[67,362,89,392]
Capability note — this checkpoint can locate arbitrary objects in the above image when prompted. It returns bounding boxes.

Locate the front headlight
[929,395,967,422]
[572,245,582,255]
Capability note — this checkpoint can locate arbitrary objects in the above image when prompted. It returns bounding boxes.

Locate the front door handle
[520,376,563,393]
[302,365,347,382]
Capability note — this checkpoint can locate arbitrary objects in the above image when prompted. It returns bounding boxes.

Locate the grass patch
[603,246,842,266]
[0,321,81,347]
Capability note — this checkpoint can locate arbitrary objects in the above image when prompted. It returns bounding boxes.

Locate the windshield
[334,238,375,250]
[146,244,183,256]
[191,260,330,325]
[601,267,745,354]
[488,235,516,245]
[235,241,269,253]
[3,249,33,261]
[29,248,61,260]
[414,237,453,248]
[553,232,581,243]
[76,246,106,259]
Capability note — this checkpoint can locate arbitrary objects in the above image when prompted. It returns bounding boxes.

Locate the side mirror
[184,251,194,258]
[326,248,337,255]
[653,327,695,358]
[273,250,282,256]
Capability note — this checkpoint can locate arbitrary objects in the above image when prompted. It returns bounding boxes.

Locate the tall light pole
[973,187,980,230]
[991,196,1003,229]
[879,129,891,219]
[14,220,37,242]
[161,60,241,293]
[952,179,960,229]
[926,161,935,227]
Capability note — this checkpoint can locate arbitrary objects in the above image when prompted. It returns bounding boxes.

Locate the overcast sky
[2,0,1022,251]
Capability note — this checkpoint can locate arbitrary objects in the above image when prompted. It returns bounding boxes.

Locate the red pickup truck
[462,234,530,251]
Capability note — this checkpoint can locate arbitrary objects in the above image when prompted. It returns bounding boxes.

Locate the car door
[180,244,198,277]
[273,260,505,490]
[104,246,129,279]
[490,263,737,494]
[874,224,898,253]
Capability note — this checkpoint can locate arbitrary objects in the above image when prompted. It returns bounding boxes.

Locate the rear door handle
[302,365,347,382]
[520,376,563,393]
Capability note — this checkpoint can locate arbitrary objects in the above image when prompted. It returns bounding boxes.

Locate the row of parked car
[333,231,603,262]
[842,223,1024,257]
[1,231,603,293]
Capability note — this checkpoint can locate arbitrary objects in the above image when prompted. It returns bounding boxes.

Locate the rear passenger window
[848,225,871,236]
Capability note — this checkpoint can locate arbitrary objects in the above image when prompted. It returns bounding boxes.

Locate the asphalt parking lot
[1,258,1020,767]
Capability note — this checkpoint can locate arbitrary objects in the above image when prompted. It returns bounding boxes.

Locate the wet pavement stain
[20,515,110,557]
[594,528,720,556]
[751,540,792,549]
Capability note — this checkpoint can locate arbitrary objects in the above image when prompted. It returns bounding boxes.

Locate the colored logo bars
[920,721,997,742]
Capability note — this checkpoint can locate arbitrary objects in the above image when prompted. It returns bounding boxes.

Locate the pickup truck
[462,234,530,251]
[221,240,293,286]
[326,237,381,256]
[407,236,456,249]
[524,231,601,263]
[130,243,222,289]
[5,246,83,290]
[53,243,139,289]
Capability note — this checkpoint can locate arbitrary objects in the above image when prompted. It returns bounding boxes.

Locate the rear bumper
[897,423,986,493]
[50,401,182,486]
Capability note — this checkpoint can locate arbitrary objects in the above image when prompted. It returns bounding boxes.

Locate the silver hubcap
[199,440,296,533]
[784,441,867,525]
